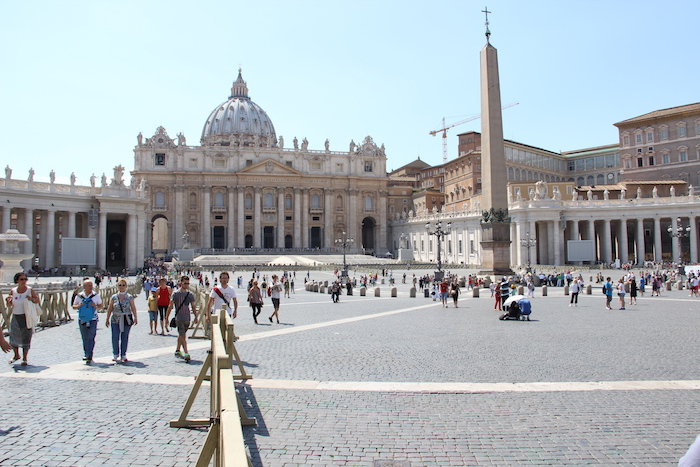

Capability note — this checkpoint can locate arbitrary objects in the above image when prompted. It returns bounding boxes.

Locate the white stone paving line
[4,300,700,394]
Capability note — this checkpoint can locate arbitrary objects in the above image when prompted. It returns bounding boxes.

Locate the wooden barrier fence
[170,308,255,466]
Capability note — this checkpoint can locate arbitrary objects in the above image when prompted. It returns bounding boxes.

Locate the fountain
[0,229,34,283]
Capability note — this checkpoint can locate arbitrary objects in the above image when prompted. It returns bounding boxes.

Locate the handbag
[170,291,190,328]
[24,299,41,329]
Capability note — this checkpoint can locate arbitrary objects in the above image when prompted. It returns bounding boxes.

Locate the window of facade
[310,162,321,170]
[623,135,630,147]
[663,153,670,164]
[648,156,654,166]
[336,163,343,172]
[213,159,225,168]
[286,161,293,168]
[189,193,197,209]
[155,153,165,166]
[285,195,292,210]
[336,195,343,210]
[678,124,687,137]
[646,131,653,143]
[576,176,584,185]
[214,192,224,207]
[695,122,700,135]
[637,157,644,167]
[636,133,642,144]
[311,194,320,209]
[246,160,253,167]
[624,159,631,169]
[155,191,165,207]
[585,158,594,170]
[660,127,669,140]
[596,174,604,185]
[586,175,594,185]
[365,196,373,210]
[245,195,252,209]
[364,161,373,172]
[680,151,688,162]
[264,193,274,208]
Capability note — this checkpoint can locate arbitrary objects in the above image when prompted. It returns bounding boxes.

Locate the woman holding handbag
[5,272,40,366]
[106,279,138,363]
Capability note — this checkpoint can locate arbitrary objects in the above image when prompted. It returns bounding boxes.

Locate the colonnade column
[227,189,235,250]
[174,186,184,250]
[602,219,612,263]
[98,212,107,270]
[45,209,56,269]
[690,216,698,264]
[618,219,628,264]
[324,188,333,249]
[293,188,301,248]
[378,190,388,251]
[203,189,211,249]
[237,187,245,249]
[24,209,34,255]
[671,217,680,262]
[1,206,10,254]
[587,220,596,261]
[636,218,646,264]
[553,219,562,266]
[546,221,554,265]
[653,217,662,261]
[67,211,76,238]
[253,187,261,249]
[528,221,537,266]
[570,220,580,265]
[348,189,358,252]
[126,213,137,271]
[277,187,285,248]
[512,221,520,266]
[302,189,309,248]
[137,214,146,267]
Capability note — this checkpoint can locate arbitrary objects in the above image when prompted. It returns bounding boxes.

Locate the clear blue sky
[2,0,699,185]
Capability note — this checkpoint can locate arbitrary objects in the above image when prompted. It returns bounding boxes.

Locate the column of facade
[145,220,153,257]
[378,190,388,252]
[98,212,107,270]
[45,209,56,269]
[618,219,628,263]
[348,189,358,252]
[302,189,309,248]
[237,187,245,248]
[324,188,333,249]
[545,221,554,265]
[67,211,77,238]
[653,217,662,261]
[553,219,562,266]
[253,187,262,249]
[137,214,146,266]
[1,206,10,254]
[586,220,596,261]
[24,209,34,255]
[227,189,235,250]
[126,213,137,271]
[277,187,285,248]
[636,218,646,264]
[571,219,579,241]
[512,221,520,266]
[527,221,536,266]
[38,211,47,267]
[174,186,184,250]
[202,189,211,249]
[293,188,301,248]
[670,217,680,262]
[602,219,612,263]
[690,216,698,264]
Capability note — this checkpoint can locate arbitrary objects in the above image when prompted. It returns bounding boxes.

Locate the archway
[151,215,168,252]
[362,217,376,254]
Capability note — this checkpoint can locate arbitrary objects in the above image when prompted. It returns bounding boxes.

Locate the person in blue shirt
[603,277,614,310]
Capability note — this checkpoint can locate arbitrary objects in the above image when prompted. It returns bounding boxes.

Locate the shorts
[271,297,280,309]
[176,320,190,336]
[158,305,168,321]
[148,310,157,322]
[440,292,448,300]
[606,295,612,304]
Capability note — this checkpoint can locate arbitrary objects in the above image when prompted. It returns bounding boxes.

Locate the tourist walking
[450,280,460,308]
[569,279,581,306]
[617,278,626,310]
[268,274,283,323]
[206,271,238,319]
[167,276,197,362]
[439,278,449,308]
[248,280,263,324]
[73,279,103,362]
[147,289,158,334]
[603,277,614,310]
[106,279,138,363]
[5,272,41,366]
[156,278,171,334]
[629,277,638,305]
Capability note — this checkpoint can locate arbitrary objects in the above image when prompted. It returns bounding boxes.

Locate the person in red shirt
[439,279,449,308]
[156,278,172,334]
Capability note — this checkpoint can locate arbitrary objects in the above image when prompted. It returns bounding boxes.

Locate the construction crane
[430,102,519,163]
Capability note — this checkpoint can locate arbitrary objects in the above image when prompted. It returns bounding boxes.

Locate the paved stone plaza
[2,268,700,466]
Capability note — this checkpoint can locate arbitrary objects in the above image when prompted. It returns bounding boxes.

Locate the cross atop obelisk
[482,7,491,42]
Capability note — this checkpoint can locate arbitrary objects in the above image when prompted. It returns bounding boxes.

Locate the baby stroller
[499,296,532,321]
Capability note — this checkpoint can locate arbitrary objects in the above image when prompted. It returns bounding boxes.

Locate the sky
[1,0,699,185]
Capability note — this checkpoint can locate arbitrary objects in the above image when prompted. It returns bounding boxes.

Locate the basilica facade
[131,71,389,256]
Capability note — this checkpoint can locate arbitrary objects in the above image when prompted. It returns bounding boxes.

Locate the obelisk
[478,8,512,276]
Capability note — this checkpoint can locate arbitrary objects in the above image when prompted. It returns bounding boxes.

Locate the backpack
[78,293,96,322]
[267,287,272,297]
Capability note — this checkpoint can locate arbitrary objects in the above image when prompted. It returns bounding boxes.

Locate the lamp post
[425,221,451,280]
[335,232,354,277]
[519,231,537,272]
[667,217,690,264]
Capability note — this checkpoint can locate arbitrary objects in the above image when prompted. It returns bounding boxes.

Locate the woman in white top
[617,278,627,310]
[4,272,40,365]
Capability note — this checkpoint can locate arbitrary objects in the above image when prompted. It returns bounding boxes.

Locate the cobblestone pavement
[2,268,699,466]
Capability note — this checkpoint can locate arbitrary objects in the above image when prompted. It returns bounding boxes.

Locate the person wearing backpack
[603,277,614,310]
[72,279,103,363]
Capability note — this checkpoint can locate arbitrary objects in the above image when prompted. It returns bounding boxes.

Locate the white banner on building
[61,238,97,265]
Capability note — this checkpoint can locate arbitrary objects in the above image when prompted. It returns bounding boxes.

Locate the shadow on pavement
[237,382,267,467]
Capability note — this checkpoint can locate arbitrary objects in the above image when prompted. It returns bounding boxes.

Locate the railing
[0,290,73,330]
[171,308,255,466]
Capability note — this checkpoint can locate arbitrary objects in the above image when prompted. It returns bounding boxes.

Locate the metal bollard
[586,284,592,295]
[360,287,366,296]
[564,285,569,296]
[409,287,416,298]
[391,287,397,297]
[374,287,381,297]
[542,285,548,296]
[517,286,524,295]
[472,287,479,298]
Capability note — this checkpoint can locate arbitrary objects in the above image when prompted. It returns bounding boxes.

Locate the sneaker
[183,353,191,363]
[175,351,183,358]
[121,356,128,362]
[112,355,119,362]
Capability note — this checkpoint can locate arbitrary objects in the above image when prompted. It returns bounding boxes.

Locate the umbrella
[503,294,526,307]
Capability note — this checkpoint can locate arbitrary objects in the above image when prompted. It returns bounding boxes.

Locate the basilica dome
[200,70,277,147]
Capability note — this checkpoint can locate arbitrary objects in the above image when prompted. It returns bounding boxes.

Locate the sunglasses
[18,278,28,281]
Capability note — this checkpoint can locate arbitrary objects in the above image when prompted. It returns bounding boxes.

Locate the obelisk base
[478,222,513,277]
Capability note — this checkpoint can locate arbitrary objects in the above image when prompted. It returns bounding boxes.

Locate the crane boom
[430,102,519,163]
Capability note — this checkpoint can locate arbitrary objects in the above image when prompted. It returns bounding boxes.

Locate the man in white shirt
[206,272,238,320]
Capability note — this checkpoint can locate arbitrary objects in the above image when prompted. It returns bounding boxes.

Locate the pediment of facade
[236,158,303,176]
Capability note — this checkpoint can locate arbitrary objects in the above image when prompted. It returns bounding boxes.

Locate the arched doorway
[151,215,168,253]
[285,234,293,249]
[245,234,253,249]
[362,217,376,254]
